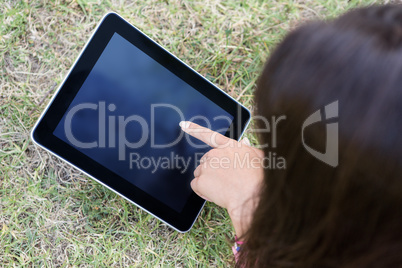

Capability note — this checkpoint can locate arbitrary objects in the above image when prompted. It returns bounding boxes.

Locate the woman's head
[240,5,402,267]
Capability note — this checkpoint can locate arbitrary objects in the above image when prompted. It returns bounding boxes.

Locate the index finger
[179,121,234,148]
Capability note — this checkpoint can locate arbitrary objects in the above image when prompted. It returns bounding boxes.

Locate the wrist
[227,195,259,238]
[227,205,250,238]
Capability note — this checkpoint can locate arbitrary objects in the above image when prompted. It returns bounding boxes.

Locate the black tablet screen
[53,33,233,212]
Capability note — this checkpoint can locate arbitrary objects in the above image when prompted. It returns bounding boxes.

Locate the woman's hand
[179,121,264,237]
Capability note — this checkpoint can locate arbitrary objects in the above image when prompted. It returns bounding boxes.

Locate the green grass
[0,0,385,266]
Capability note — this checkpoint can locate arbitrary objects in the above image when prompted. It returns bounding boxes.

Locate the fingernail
[179,121,190,129]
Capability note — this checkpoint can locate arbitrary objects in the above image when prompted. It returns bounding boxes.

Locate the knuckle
[197,174,206,183]
[190,178,198,190]
[193,165,201,177]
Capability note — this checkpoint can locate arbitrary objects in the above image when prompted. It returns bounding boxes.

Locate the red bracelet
[234,235,244,252]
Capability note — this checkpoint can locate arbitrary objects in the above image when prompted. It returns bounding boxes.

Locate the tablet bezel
[31,13,251,232]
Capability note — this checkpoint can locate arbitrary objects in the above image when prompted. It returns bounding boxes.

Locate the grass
[0,0,390,266]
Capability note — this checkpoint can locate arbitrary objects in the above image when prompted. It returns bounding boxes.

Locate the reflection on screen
[54,33,233,212]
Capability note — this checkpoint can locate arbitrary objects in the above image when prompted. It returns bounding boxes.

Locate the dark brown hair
[238,5,402,267]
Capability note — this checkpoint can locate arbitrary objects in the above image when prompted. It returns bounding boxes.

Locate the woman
[181,4,402,267]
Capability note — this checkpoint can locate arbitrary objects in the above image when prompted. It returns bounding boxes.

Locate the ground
[0,0,391,266]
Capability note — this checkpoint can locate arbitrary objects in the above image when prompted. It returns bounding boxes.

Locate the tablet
[31,13,251,232]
